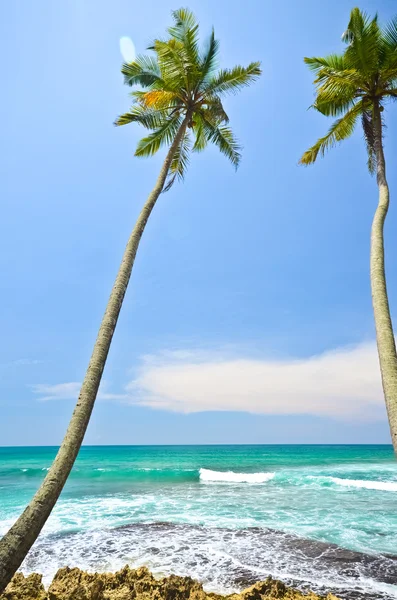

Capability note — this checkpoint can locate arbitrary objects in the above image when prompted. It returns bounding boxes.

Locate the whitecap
[199,468,275,484]
[330,477,397,492]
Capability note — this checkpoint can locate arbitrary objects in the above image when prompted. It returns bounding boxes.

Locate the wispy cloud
[13,358,43,366]
[1,358,43,369]
[31,341,387,421]
[31,381,128,403]
[32,382,81,402]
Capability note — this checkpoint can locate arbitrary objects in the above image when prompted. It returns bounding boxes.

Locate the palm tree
[300,8,397,451]
[0,8,261,593]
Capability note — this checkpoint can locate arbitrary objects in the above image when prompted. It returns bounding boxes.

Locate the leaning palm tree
[0,8,261,593]
[300,8,397,451]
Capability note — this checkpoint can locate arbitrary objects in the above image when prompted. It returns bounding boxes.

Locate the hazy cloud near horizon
[32,341,386,421]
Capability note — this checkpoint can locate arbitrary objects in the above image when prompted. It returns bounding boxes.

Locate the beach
[1,445,397,599]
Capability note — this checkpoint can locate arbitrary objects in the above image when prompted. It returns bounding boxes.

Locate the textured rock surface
[0,566,339,600]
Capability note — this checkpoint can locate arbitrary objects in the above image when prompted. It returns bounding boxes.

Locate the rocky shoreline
[1,566,339,600]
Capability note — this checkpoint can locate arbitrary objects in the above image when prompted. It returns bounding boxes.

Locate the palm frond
[299,101,362,165]
[203,95,229,123]
[154,38,193,92]
[342,8,381,75]
[191,114,208,152]
[169,8,197,34]
[122,55,163,88]
[361,107,376,173]
[114,105,169,128]
[384,16,397,50]
[138,89,181,109]
[304,56,363,88]
[134,115,182,157]
[163,130,192,192]
[201,113,241,167]
[304,54,348,76]
[204,62,261,96]
[200,29,220,81]
[314,80,358,116]
[342,8,372,44]
[168,8,200,65]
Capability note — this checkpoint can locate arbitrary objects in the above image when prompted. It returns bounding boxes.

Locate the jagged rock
[1,566,339,600]
[1,573,46,600]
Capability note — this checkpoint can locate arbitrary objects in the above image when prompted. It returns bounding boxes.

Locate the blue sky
[1,0,397,445]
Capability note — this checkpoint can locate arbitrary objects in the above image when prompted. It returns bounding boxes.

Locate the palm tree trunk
[0,116,189,593]
[371,101,397,452]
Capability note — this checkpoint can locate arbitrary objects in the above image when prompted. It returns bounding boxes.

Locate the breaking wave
[199,468,275,483]
[329,476,397,492]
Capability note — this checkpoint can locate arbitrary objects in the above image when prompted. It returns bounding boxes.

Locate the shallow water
[1,445,396,599]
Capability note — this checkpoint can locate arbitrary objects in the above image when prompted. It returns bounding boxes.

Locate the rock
[0,567,340,600]
[1,573,46,600]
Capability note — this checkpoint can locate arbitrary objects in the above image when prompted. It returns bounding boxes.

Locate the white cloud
[128,341,385,420]
[119,37,136,63]
[31,341,388,421]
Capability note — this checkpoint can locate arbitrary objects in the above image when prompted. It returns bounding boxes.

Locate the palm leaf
[134,115,182,157]
[361,107,376,173]
[342,9,381,75]
[154,39,193,92]
[200,29,220,81]
[314,80,358,116]
[168,8,200,66]
[203,95,229,123]
[191,114,208,152]
[384,16,397,50]
[139,90,181,109]
[299,101,362,165]
[122,55,163,88]
[114,105,169,129]
[305,54,348,75]
[201,113,241,167]
[163,130,192,192]
[205,62,261,96]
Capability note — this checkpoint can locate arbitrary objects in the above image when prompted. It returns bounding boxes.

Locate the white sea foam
[330,477,397,492]
[199,468,275,484]
[18,523,397,599]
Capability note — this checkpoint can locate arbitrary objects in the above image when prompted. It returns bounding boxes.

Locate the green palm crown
[300,7,397,172]
[115,8,261,190]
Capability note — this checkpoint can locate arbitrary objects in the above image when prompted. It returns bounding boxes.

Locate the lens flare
[119,37,136,62]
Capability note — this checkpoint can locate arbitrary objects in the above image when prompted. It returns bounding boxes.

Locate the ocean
[0,445,397,599]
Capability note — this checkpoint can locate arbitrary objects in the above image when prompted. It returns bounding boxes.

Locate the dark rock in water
[1,566,339,600]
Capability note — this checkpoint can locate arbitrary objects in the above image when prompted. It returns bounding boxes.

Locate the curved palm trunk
[0,117,189,593]
[371,102,397,452]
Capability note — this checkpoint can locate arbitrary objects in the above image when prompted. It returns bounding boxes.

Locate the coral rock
[1,567,340,600]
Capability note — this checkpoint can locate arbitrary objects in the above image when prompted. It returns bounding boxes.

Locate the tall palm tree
[0,8,261,593]
[300,8,397,451]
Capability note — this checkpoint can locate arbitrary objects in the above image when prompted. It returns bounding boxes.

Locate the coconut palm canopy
[115,8,261,190]
[300,8,397,172]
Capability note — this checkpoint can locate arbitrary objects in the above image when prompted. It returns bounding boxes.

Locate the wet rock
[1,566,339,600]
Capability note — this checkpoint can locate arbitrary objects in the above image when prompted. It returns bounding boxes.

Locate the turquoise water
[1,445,397,599]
